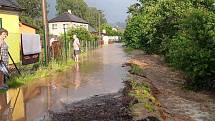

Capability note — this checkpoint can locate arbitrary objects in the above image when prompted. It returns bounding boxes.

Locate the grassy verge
[0,90,7,94]
[128,80,156,112]
[127,64,158,114]
[123,47,135,54]
[129,64,144,76]
[8,59,75,88]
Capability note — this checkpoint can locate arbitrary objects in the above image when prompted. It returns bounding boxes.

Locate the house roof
[0,0,22,12]
[49,12,89,24]
[20,22,38,30]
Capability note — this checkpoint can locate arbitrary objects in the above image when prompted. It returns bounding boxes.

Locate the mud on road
[45,93,133,121]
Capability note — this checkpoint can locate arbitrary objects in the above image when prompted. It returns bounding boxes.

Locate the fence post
[63,26,67,61]
[68,41,71,58]
[88,41,90,50]
[86,41,88,52]
[96,41,97,48]
[43,30,47,66]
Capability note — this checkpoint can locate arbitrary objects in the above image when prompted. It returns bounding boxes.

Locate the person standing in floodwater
[73,35,80,62]
[0,28,9,90]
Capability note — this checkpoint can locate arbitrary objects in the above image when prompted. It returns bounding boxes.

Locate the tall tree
[56,0,88,18]
[17,0,42,18]
[17,0,44,34]
[56,0,107,29]
[85,7,107,30]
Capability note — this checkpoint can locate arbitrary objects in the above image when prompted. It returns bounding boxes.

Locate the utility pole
[98,10,102,37]
[63,24,67,61]
[42,0,49,65]
[98,13,101,37]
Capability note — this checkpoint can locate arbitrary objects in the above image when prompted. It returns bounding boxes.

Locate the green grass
[0,90,7,94]
[130,64,144,76]
[129,80,156,112]
[8,59,75,88]
[123,47,135,54]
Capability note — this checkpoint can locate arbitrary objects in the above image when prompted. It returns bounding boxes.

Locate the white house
[48,11,89,36]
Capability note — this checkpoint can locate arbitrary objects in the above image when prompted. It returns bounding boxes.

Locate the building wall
[0,10,21,64]
[71,22,88,30]
[7,89,25,121]
[20,23,36,34]
[49,22,89,36]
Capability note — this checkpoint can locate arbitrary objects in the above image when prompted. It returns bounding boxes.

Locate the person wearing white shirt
[73,35,80,62]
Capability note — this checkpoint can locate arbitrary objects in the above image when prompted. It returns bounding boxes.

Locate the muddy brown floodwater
[1,44,215,121]
[0,44,129,121]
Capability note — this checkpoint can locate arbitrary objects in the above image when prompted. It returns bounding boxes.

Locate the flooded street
[0,44,129,121]
[1,44,215,121]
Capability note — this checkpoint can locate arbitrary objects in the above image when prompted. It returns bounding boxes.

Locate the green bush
[67,27,93,41]
[166,8,215,90]
[124,0,192,53]
[101,23,122,36]
[123,15,145,49]
[58,27,97,46]
[124,0,215,90]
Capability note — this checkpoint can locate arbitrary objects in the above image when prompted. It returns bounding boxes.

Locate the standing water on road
[0,44,129,121]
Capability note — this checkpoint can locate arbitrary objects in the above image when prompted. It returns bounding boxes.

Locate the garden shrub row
[124,0,215,90]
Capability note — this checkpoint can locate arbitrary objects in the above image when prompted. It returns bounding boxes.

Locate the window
[0,18,2,29]
[52,24,57,29]
[73,24,78,27]
[63,24,69,30]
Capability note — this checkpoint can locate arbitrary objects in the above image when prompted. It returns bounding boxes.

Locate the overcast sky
[47,0,137,24]
[85,0,136,24]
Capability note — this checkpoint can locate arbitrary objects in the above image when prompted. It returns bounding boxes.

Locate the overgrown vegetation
[66,27,98,41]
[123,47,135,54]
[101,23,123,36]
[17,0,44,34]
[124,0,215,90]
[8,59,75,88]
[129,64,144,77]
[129,80,156,112]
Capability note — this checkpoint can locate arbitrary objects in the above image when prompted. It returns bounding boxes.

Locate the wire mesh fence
[6,32,102,76]
[50,37,101,62]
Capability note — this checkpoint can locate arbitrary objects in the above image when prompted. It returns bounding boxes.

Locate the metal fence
[49,38,101,62]
[5,33,102,76]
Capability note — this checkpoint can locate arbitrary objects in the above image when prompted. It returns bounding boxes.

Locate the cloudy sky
[85,0,136,24]
[47,0,137,24]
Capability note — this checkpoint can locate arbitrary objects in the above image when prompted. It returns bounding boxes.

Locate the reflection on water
[73,63,81,90]
[0,43,128,121]
[0,88,25,121]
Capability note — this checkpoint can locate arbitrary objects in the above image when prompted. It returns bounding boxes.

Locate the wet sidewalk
[0,44,129,121]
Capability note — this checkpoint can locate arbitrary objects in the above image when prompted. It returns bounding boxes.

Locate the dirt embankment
[126,53,215,121]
